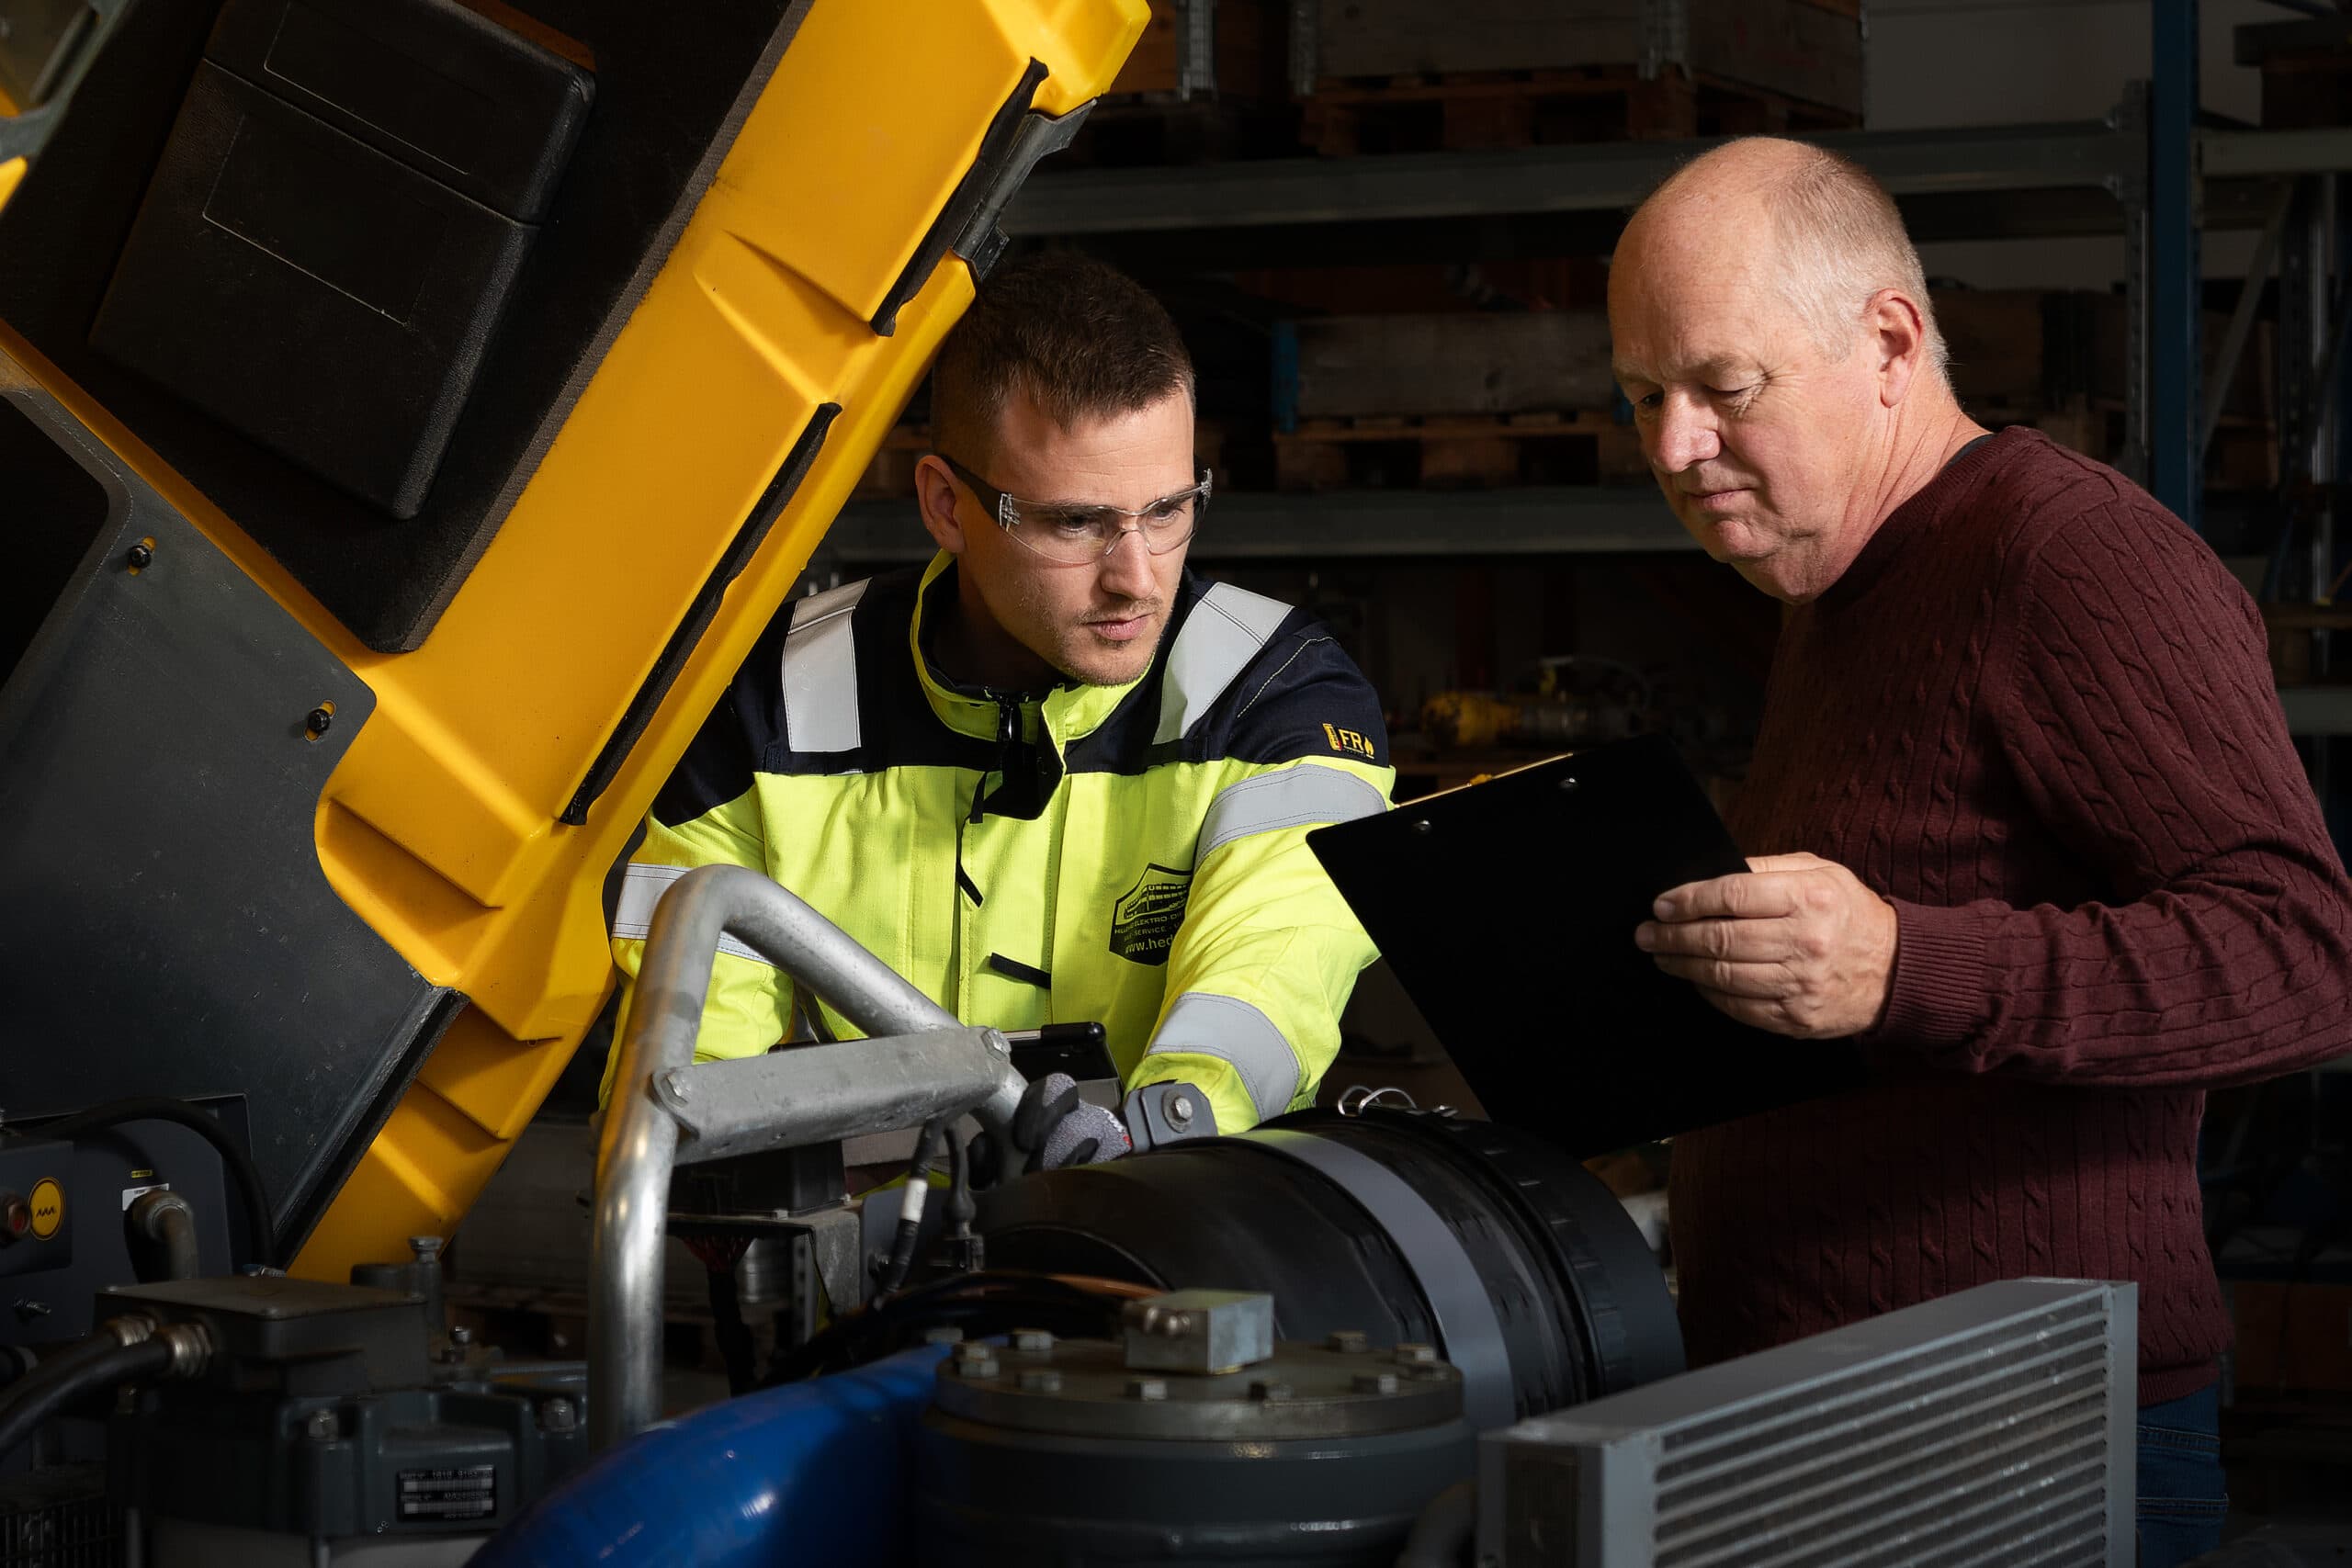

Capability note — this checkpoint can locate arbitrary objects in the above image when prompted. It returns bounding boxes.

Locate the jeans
[2139,1382,2227,1568]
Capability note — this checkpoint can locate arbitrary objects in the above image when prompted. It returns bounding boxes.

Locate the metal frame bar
[2147,3,2202,529]
[588,863,1025,1450]
[2203,181,2296,465]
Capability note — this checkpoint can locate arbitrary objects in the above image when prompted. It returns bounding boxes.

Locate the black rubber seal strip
[561,401,840,825]
[869,59,1048,337]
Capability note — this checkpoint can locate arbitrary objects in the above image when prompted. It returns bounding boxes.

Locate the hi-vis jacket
[607,552,1395,1134]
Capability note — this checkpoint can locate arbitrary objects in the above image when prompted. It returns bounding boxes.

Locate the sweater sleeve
[1871,490,2352,1086]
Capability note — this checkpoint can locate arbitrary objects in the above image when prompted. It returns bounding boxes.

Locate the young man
[608,252,1393,1157]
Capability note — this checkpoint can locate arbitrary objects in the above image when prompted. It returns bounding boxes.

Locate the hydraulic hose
[0,1337,174,1462]
[32,1097,274,1269]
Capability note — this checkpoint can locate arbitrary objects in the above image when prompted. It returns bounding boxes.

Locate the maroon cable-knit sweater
[1671,426,2352,1405]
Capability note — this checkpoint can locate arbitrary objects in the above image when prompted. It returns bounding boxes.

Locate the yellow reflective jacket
[605,552,1393,1133]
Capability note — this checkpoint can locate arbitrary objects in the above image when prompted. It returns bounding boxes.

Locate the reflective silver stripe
[611,863,773,966]
[1153,582,1293,745]
[1146,991,1300,1122]
[1195,764,1387,864]
[782,579,869,754]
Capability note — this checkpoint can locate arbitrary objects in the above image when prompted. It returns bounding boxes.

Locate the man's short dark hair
[931,251,1194,470]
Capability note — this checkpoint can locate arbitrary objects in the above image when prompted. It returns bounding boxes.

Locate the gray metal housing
[1477,1279,2137,1568]
[0,349,455,1260]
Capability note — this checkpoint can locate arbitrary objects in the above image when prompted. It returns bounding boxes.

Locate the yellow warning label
[28,1179,62,1240]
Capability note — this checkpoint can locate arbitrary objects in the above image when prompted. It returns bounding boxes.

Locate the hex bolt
[1393,1343,1439,1366]
[1126,1377,1169,1402]
[1353,1371,1401,1395]
[1012,1328,1055,1353]
[540,1397,578,1433]
[951,1343,1000,1379]
[1249,1380,1293,1402]
[1016,1369,1063,1393]
[1163,1088,1194,1130]
[663,1070,693,1102]
[449,1325,473,1348]
[1123,1301,1196,1339]
[409,1236,445,1263]
[922,1325,966,1346]
[1325,1330,1370,1353]
[126,542,153,570]
[305,1408,338,1440]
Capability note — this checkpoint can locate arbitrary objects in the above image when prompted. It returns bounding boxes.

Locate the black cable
[942,1126,981,1268]
[706,1262,759,1398]
[31,1098,274,1269]
[871,1120,945,1303]
[0,1338,174,1463]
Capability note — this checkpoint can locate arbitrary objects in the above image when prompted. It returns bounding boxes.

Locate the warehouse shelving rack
[827,6,2352,728]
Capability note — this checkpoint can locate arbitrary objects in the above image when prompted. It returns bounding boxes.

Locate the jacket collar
[908,551,1154,748]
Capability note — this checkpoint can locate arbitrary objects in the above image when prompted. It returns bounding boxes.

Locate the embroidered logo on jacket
[1110,863,1192,965]
[1323,723,1377,760]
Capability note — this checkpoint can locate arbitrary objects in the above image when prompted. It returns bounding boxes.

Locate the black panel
[0,357,454,1259]
[1308,734,1868,1156]
[0,0,813,650]
[204,0,593,221]
[89,61,545,516]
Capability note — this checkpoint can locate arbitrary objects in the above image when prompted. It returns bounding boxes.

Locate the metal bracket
[950,99,1096,280]
[651,1025,1016,1166]
[1120,1080,1218,1154]
[2202,178,2297,465]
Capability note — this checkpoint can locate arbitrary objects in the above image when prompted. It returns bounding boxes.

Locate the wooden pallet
[1272,410,1648,491]
[1299,64,1860,156]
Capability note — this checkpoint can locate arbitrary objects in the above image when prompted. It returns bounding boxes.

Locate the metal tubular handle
[589,864,1027,1449]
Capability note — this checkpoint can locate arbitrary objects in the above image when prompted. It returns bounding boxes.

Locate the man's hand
[1012,1072,1132,1174]
[1634,852,1897,1038]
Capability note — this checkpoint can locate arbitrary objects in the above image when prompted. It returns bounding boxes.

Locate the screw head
[126,543,153,570]
[305,1408,338,1440]
[1012,1328,1055,1353]
[1126,1377,1169,1401]
[1016,1369,1062,1393]
[1249,1380,1293,1402]
[1393,1343,1439,1366]
[409,1235,444,1260]
[540,1397,577,1433]
[1353,1371,1401,1395]
[1325,1330,1370,1353]
[305,706,334,738]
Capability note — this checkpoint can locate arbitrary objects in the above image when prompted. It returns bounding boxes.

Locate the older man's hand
[1634,853,1897,1038]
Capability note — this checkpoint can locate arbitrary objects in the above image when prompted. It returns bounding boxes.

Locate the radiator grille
[0,1466,122,1568]
[1481,1280,2134,1568]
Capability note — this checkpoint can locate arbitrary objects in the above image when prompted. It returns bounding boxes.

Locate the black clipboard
[1307,733,1865,1156]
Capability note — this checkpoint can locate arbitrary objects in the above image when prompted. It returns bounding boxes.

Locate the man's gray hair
[1657,139,1948,378]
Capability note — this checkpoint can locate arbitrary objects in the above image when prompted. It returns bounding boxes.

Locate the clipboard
[1307,732,1865,1156]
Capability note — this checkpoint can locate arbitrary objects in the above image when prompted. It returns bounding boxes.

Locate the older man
[1615,137,2352,1561]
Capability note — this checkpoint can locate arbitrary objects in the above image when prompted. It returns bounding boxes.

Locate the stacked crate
[1298,0,1865,153]
[1272,310,1642,491]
